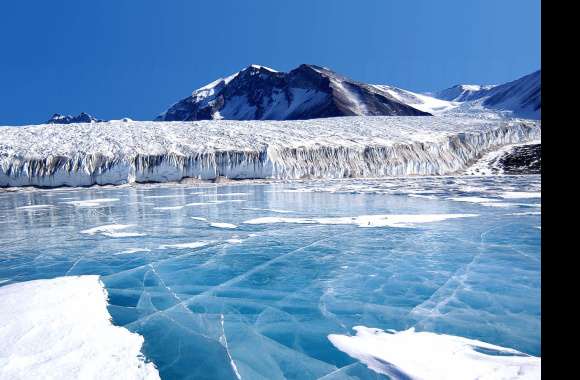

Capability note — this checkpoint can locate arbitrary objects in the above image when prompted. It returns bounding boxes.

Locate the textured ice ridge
[0,116,540,187]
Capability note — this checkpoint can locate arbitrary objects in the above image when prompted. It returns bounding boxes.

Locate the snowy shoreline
[0,116,539,188]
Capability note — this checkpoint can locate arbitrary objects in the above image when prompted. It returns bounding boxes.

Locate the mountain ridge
[432,70,541,119]
[43,66,541,125]
[156,64,540,122]
[156,64,431,121]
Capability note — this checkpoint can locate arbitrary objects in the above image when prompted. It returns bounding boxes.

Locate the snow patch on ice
[244,214,477,228]
[81,224,145,238]
[158,241,211,250]
[0,276,159,380]
[210,222,238,229]
[328,326,540,380]
[500,192,541,199]
[242,207,294,213]
[16,204,54,210]
[447,196,499,204]
[153,205,185,210]
[117,248,152,255]
[64,198,120,207]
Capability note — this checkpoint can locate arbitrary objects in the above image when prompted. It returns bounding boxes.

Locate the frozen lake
[0,176,541,379]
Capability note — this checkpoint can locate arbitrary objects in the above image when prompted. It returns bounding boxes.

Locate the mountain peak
[156,64,430,121]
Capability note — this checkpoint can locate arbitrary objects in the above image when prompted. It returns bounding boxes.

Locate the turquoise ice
[0,176,541,379]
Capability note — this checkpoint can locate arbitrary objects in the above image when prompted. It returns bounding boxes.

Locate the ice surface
[0,176,540,379]
[0,116,539,187]
[329,326,540,379]
[0,276,159,380]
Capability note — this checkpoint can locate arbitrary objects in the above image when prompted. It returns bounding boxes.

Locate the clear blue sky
[0,0,540,125]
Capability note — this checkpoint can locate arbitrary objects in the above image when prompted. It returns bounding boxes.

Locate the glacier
[0,116,540,188]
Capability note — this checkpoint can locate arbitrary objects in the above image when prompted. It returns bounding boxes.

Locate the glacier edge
[0,116,540,187]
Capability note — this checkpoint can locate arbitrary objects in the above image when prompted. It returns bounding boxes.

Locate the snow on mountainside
[372,85,459,115]
[433,70,541,119]
[0,116,540,187]
[156,64,431,121]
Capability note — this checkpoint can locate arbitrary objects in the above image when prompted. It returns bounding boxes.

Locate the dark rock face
[156,64,431,121]
[46,112,104,124]
[499,144,541,175]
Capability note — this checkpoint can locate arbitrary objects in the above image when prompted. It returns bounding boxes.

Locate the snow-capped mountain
[156,64,540,122]
[47,112,104,124]
[433,70,541,119]
[156,64,431,121]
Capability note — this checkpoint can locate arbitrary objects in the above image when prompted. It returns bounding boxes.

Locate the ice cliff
[0,116,540,187]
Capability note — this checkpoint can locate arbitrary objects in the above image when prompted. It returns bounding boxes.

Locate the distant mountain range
[47,64,541,124]
[47,112,104,124]
[46,113,134,125]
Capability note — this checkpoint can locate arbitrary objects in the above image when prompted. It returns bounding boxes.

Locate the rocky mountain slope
[156,64,431,121]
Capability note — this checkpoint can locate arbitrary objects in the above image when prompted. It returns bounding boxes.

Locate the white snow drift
[328,326,540,380]
[0,276,159,380]
[0,116,540,187]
